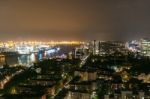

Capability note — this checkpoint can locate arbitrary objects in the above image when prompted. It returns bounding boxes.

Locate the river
[0,45,79,67]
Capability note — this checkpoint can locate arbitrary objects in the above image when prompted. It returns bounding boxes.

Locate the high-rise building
[140,38,150,56]
[90,40,126,56]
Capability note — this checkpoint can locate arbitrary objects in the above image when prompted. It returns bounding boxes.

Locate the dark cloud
[0,0,150,41]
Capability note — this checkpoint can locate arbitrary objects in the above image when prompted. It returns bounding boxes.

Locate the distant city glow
[0,41,83,48]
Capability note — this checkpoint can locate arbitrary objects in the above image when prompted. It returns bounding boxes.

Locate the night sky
[0,0,150,41]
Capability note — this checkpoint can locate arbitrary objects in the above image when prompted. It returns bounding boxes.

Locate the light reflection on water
[18,54,36,66]
[0,53,50,66]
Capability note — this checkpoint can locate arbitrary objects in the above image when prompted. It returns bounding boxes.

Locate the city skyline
[0,0,150,41]
[0,1,150,99]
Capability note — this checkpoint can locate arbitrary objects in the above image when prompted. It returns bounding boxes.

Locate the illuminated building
[0,55,5,66]
[74,48,84,59]
[90,40,126,56]
[104,91,147,99]
[140,38,150,56]
[126,40,140,52]
[16,45,33,55]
